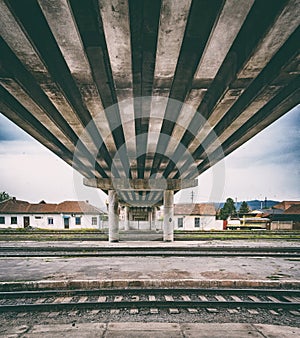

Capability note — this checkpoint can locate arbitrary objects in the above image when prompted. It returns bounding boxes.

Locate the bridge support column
[151,207,157,230]
[163,190,174,242]
[108,190,119,242]
[124,206,130,231]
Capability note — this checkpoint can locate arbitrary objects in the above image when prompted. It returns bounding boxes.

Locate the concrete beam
[83,178,197,191]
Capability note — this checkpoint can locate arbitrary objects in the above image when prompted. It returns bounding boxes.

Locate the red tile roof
[0,199,104,214]
[284,205,300,215]
[273,201,300,211]
[174,203,216,216]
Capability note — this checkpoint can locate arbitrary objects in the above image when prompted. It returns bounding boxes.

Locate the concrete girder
[0,92,91,178]
[99,0,135,178]
[238,0,300,79]
[38,0,118,170]
[0,0,50,79]
[38,0,94,84]
[162,0,298,180]
[0,0,111,177]
[204,86,283,156]
[149,0,226,179]
[192,77,300,178]
[83,177,197,192]
[0,79,75,154]
[0,0,299,206]
[195,0,254,80]
[153,0,192,82]
[192,32,300,169]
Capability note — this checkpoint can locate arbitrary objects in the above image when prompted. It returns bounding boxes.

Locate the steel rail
[0,300,299,313]
[0,246,299,257]
[0,288,299,312]
[0,246,299,252]
[1,288,299,298]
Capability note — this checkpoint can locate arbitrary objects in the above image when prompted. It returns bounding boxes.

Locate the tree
[219,197,236,220]
[239,201,250,215]
[0,191,10,202]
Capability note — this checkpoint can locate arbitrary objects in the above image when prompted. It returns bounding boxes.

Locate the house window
[35,216,42,219]
[0,216,5,224]
[92,217,97,225]
[178,218,183,228]
[75,217,81,225]
[11,216,17,224]
[194,217,200,228]
[48,218,54,225]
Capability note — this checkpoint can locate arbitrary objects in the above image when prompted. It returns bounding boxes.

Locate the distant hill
[215,199,279,211]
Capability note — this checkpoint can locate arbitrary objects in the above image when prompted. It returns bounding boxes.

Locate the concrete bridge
[0,0,299,241]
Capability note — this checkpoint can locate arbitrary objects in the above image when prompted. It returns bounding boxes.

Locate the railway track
[0,288,299,315]
[0,230,299,242]
[0,246,299,257]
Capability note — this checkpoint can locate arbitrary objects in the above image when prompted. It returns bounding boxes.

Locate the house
[0,198,106,230]
[261,201,300,230]
[269,203,300,230]
[174,203,222,231]
[272,201,300,211]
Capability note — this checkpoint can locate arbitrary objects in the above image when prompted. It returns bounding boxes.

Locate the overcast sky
[0,105,299,208]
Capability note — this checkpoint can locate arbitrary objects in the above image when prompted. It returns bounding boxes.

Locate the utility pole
[265,197,267,209]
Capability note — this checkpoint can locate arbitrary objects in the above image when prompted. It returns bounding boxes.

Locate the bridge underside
[0,0,299,210]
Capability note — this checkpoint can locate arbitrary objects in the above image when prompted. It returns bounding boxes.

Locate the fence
[100,220,163,231]
[270,221,293,230]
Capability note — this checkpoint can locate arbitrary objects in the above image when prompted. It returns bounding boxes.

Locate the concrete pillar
[124,206,130,231]
[152,207,157,221]
[152,207,156,229]
[108,190,119,242]
[163,190,174,241]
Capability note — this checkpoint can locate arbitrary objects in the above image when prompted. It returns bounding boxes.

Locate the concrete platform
[0,241,299,336]
[0,240,299,290]
[1,322,300,338]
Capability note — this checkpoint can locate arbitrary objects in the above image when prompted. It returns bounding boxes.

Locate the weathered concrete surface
[1,322,299,337]
[108,190,119,242]
[0,0,299,206]
[0,240,299,289]
[163,190,174,241]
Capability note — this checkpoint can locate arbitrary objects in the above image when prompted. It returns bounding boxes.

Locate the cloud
[225,105,300,168]
[0,114,31,141]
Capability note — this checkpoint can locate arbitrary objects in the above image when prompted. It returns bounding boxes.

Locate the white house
[0,198,106,230]
[174,203,222,231]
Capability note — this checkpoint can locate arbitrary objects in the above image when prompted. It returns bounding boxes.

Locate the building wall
[270,221,293,230]
[0,214,102,230]
[174,215,221,231]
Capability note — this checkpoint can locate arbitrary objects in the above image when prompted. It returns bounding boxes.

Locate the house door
[23,216,30,228]
[64,217,70,229]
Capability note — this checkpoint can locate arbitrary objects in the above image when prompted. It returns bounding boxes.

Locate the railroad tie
[149,295,158,314]
[182,295,198,313]
[130,295,139,314]
[247,295,261,302]
[35,298,46,304]
[269,309,279,315]
[246,295,261,314]
[97,296,107,303]
[282,296,300,303]
[110,296,123,314]
[267,296,281,303]
[214,295,226,302]
[165,295,179,314]
[230,295,243,302]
